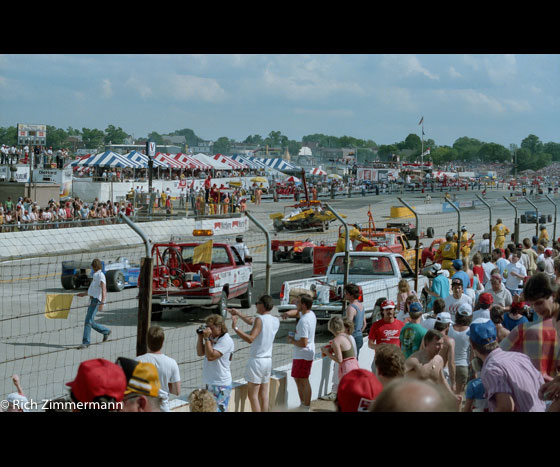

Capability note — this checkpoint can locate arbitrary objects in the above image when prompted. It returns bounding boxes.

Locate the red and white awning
[154,153,190,168]
[310,167,327,176]
[212,153,248,169]
[285,176,301,183]
[173,153,212,170]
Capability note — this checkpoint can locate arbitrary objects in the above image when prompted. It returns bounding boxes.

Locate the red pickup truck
[151,241,253,321]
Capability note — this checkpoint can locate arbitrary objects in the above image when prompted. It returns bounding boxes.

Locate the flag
[193,239,213,264]
[190,179,195,189]
[418,116,424,126]
[45,294,74,319]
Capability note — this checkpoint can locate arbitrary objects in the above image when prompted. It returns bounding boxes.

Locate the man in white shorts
[229,294,279,412]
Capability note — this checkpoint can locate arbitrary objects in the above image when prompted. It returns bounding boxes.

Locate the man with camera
[196,314,235,412]
[228,295,280,412]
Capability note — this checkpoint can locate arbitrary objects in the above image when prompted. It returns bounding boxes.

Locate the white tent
[191,153,231,170]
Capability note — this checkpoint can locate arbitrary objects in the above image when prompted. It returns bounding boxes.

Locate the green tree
[377,144,398,160]
[243,134,263,145]
[477,142,511,163]
[212,136,232,155]
[543,142,560,161]
[81,128,105,149]
[104,125,129,145]
[521,134,543,155]
[46,125,68,150]
[453,136,483,161]
[403,133,422,151]
[430,146,458,165]
[0,126,18,146]
[287,140,302,158]
[147,132,165,145]
[170,128,200,148]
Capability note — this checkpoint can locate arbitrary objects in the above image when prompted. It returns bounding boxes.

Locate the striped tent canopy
[192,153,231,170]
[310,167,327,176]
[238,156,300,172]
[229,154,267,169]
[212,153,248,169]
[154,152,191,168]
[173,153,212,170]
[70,151,144,168]
[124,150,167,168]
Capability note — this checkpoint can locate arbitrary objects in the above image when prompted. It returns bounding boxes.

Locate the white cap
[435,312,454,324]
[457,303,473,317]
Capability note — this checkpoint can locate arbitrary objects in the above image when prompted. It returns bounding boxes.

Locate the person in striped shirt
[469,320,546,412]
[500,273,560,383]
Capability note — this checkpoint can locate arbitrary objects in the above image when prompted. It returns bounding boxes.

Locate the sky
[0,54,558,148]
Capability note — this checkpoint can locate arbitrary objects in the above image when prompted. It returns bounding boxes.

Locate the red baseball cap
[66,358,127,403]
[337,369,383,412]
[381,300,395,309]
[478,293,494,305]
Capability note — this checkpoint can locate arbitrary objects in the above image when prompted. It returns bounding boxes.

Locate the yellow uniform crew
[492,219,510,249]
[539,226,549,243]
[459,229,473,259]
[336,225,374,253]
[437,235,458,274]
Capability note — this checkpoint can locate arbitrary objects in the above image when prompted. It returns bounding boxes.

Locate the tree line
[0,124,558,172]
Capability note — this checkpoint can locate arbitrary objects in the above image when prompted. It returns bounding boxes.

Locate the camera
[196,324,208,335]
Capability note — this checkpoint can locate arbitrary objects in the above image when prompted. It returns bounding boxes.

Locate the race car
[61,257,141,292]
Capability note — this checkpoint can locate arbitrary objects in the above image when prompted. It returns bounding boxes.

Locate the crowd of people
[0,144,68,168]
[0,195,136,232]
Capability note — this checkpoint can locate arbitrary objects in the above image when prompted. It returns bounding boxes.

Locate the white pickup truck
[278,251,430,322]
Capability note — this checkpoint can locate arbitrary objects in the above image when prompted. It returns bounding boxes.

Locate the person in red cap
[66,358,127,411]
[335,369,383,412]
[367,300,404,355]
[473,292,494,321]
[502,299,529,331]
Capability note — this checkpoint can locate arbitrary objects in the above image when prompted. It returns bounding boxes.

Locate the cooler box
[313,245,336,276]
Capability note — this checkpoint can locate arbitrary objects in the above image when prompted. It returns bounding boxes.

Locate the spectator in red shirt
[368,300,405,363]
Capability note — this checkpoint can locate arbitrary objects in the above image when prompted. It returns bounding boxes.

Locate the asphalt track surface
[1,186,558,407]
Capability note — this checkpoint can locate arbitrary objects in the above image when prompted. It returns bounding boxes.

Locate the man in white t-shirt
[481,255,496,286]
[281,294,317,411]
[136,325,181,412]
[444,278,473,319]
[504,251,527,297]
[76,258,111,349]
[196,314,235,412]
[483,273,513,309]
[229,294,280,412]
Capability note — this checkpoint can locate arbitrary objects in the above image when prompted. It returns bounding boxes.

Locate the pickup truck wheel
[106,270,125,292]
[61,274,79,290]
[240,283,252,308]
[151,304,163,321]
[217,291,228,317]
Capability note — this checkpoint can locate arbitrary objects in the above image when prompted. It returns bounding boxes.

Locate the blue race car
[61,257,140,292]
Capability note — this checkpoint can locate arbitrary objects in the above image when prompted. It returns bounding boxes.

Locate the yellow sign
[193,239,213,264]
[45,294,74,319]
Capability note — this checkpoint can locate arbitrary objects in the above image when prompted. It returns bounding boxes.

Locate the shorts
[245,357,272,384]
[455,365,469,389]
[291,359,313,379]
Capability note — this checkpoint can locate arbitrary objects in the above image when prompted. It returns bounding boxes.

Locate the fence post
[503,196,520,245]
[397,197,420,293]
[325,202,349,315]
[244,211,271,296]
[525,197,540,239]
[545,194,557,242]
[119,212,152,356]
[476,194,492,251]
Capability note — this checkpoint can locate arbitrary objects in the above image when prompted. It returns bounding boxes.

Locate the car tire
[217,290,228,317]
[427,227,434,238]
[520,215,527,223]
[548,214,553,223]
[240,282,252,309]
[273,250,282,262]
[540,215,547,224]
[61,274,79,290]
[106,270,125,292]
[302,247,314,263]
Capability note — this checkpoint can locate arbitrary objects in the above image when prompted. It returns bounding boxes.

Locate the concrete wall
[0,182,60,208]
[0,215,251,260]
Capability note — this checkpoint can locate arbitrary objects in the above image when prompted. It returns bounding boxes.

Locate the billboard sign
[17,123,47,146]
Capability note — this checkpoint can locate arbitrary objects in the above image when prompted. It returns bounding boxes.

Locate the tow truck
[150,230,253,321]
[61,257,140,292]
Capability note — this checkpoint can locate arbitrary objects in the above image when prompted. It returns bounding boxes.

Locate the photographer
[196,314,235,412]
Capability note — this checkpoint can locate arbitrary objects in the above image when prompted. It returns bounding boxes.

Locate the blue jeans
[353,333,364,358]
[82,297,110,345]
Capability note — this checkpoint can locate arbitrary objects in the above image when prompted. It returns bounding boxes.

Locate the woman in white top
[229,295,280,412]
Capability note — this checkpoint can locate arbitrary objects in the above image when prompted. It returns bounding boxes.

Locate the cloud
[125,76,152,98]
[380,55,439,81]
[434,88,530,114]
[448,66,462,78]
[101,78,113,98]
[165,74,226,102]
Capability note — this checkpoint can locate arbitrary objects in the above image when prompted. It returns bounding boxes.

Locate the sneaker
[319,392,337,401]
[77,344,89,349]
[103,330,111,342]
